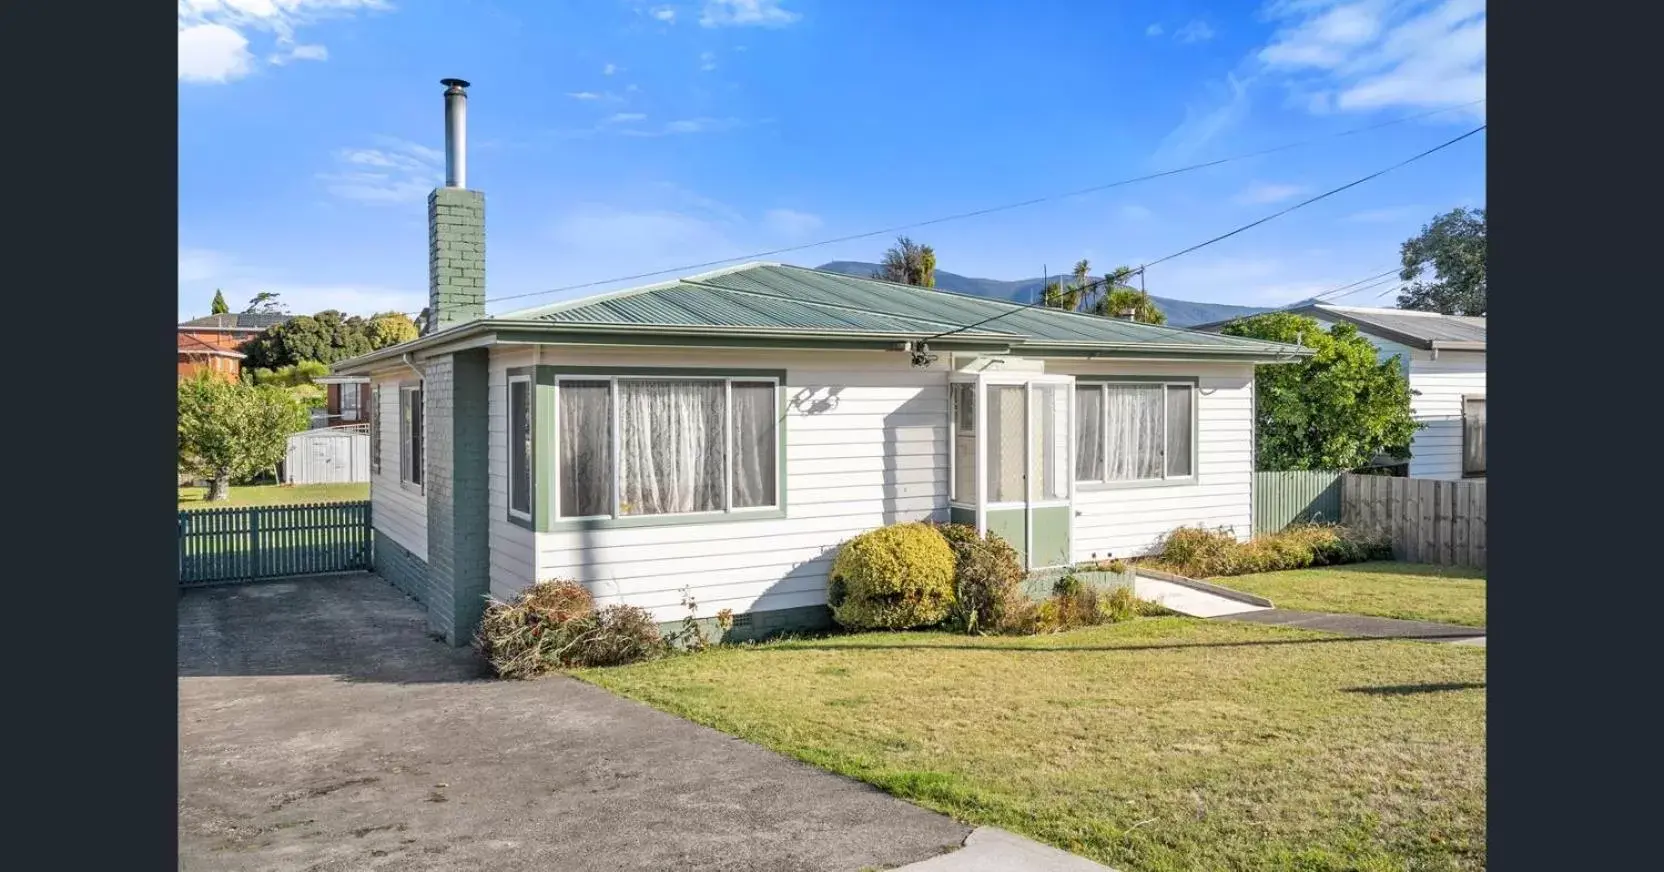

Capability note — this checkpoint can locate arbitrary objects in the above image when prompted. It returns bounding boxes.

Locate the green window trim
[1072,375,1200,492]
[511,365,789,532]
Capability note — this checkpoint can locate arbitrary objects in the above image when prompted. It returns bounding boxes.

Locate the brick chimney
[425,78,485,334]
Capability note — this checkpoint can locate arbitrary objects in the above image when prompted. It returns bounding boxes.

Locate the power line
[1141,125,1485,269]
[484,100,1486,307]
[920,128,1483,343]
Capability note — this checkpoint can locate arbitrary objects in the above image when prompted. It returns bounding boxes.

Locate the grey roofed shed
[1190,302,1485,352]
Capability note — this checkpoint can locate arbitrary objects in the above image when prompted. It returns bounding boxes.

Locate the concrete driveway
[179,574,969,872]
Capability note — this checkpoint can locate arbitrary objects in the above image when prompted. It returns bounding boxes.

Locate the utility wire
[920,127,1484,344]
[484,100,1486,307]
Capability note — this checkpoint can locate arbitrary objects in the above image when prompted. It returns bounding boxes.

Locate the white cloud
[1235,182,1308,205]
[763,209,823,238]
[651,5,677,22]
[1119,204,1154,222]
[603,62,619,75]
[178,0,388,83]
[176,245,422,320]
[1145,23,1164,36]
[699,50,718,71]
[1258,0,1486,118]
[700,0,799,28]
[318,138,442,204]
[1176,20,1216,43]
[1154,73,1251,162]
[179,23,254,83]
[604,112,648,124]
[616,117,745,136]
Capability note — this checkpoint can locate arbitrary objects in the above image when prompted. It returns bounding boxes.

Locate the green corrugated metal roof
[498,263,1298,356]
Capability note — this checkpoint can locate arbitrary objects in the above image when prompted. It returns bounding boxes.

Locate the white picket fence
[283,429,370,484]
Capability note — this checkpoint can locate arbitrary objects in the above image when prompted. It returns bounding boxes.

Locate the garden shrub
[828,522,957,630]
[935,523,1026,634]
[476,580,665,678]
[1153,523,1390,578]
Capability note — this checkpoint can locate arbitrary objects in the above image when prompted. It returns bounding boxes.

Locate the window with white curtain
[557,375,779,520]
[1462,395,1486,476]
[1074,381,1195,484]
[951,383,975,503]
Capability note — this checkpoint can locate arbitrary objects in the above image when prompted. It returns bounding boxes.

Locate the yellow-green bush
[1154,523,1390,578]
[828,522,957,630]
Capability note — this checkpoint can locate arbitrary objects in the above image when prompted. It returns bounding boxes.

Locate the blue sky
[178,0,1486,321]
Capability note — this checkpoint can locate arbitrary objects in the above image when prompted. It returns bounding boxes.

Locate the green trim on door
[985,507,1027,568]
[1030,505,1072,569]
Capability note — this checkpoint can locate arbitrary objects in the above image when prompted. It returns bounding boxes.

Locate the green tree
[243,291,288,315]
[1221,312,1419,471]
[366,311,420,348]
[1097,287,1165,324]
[1042,259,1095,310]
[1398,207,1486,315]
[178,374,311,499]
[875,236,937,287]
[242,310,375,370]
[210,289,230,315]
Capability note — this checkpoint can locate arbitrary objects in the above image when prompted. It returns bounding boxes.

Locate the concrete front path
[179,575,970,872]
[894,827,1118,871]
[1133,576,1269,618]
[1225,608,1486,642]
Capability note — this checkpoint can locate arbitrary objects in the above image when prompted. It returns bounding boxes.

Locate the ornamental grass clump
[828,522,957,630]
[934,523,1028,634]
[1154,523,1391,578]
[476,580,665,678]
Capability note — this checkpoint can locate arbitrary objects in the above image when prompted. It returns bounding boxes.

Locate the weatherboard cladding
[506,264,1286,353]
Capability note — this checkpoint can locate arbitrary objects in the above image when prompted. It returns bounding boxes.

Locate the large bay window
[1074,381,1196,485]
[557,375,779,521]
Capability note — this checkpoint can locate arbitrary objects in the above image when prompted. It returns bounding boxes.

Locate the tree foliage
[243,291,288,315]
[1039,261,1164,323]
[1398,207,1486,315]
[210,289,230,315]
[1221,312,1419,471]
[875,236,937,287]
[178,373,311,498]
[248,360,330,411]
[241,310,417,370]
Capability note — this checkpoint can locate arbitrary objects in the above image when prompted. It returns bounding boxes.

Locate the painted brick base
[373,531,429,605]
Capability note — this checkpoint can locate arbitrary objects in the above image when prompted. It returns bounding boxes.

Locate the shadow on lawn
[1344,682,1487,695]
[1324,561,1487,581]
[761,634,1475,655]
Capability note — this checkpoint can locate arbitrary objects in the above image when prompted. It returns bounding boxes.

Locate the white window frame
[507,373,533,522]
[553,374,781,523]
[1073,379,1198,489]
[399,382,424,492]
[339,382,363,421]
[369,384,382,475]
[1462,394,1486,477]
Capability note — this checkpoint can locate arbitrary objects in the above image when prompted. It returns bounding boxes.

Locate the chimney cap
[441,78,471,91]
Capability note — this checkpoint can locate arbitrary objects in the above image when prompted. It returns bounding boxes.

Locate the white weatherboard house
[333,81,1310,645]
[1200,303,1486,481]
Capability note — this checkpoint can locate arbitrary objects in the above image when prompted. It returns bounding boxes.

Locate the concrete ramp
[1133,575,1271,618]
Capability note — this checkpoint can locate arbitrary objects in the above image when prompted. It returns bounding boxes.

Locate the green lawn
[580,618,1487,872]
[1220,562,1486,628]
[178,482,369,509]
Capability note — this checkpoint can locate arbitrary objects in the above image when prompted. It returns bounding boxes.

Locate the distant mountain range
[814,261,1281,328]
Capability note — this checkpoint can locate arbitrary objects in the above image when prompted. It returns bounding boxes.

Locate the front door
[950,373,1073,570]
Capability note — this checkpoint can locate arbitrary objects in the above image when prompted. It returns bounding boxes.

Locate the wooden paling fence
[178,501,373,586]
[1340,474,1486,568]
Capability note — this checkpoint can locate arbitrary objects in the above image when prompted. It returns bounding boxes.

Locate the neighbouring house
[1196,303,1486,481]
[176,312,292,382]
[330,80,1311,646]
[177,332,245,381]
[312,374,372,430]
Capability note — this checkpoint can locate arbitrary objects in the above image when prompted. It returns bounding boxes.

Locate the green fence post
[249,507,261,580]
